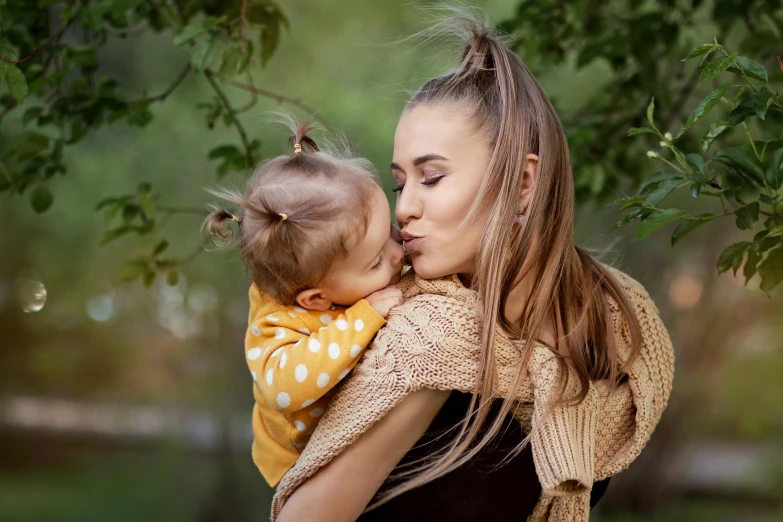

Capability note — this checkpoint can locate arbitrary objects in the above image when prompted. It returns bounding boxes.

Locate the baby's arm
[247,300,386,414]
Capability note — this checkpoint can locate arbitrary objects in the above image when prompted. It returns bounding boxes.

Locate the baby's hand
[366,285,404,318]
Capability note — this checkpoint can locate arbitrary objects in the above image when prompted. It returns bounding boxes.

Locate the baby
[205,120,405,487]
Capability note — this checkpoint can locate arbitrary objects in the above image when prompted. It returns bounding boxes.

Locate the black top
[357,391,609,522]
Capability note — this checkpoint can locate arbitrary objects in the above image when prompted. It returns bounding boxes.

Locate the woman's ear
[295,288,333,312]
[519,153,539,210]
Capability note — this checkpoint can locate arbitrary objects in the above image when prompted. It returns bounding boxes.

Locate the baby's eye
[371,256,384,271]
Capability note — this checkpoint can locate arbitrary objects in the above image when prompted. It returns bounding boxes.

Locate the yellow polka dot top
[245,283,386,487]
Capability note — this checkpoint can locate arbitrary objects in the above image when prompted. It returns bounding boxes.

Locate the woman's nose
[394,185,422,226]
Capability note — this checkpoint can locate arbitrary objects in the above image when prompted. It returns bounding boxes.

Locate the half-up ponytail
[372,7,642,508]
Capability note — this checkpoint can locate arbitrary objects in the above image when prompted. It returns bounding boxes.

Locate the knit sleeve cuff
[529,354,598,496]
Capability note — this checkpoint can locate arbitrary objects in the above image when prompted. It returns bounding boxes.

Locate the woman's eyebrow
[390,153,449,171]
[413,153,449,166]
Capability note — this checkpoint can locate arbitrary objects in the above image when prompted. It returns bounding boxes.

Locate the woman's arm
[276,388,450,522]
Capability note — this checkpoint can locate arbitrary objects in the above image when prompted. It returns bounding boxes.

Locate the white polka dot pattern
[308,339,320,353]
[295,364,308,382]
[301,399,315,408]
[335,319,348,331]
[275,328,286,340]
[319,314,332,325]
[350,344,361,358]
[279,352,287,368]
[251,325,261,336]
[354,319,364,332]
[308,408,325,418]
[247,347,262,360]
[338,368,349,380]
[316,373,329,388]
[276,392,290,408]
[328,343,340,360]
[266,369,273,385]
[294,420,306,432]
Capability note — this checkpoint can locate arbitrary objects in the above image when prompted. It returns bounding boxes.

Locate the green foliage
[0,0,287,281]
[501,0,783,293]
[618,40,783,292]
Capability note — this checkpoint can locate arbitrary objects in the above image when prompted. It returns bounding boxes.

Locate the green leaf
[122,203,139,222]
[758,244,783,292]
[22,107,43,126]
[174,16,224,47]
[139,192,156,216]
[701,121,730,152]
[744,248,759,285]
[5,64,28,103]
[208,144,243,160]
[638,171,686,194]
[166,270,180,286]
[729,98,756,126]
[682,44,717,61]
[671,214,713,245]
[644,178,684,207]
[714,147,765,185]
[699,54,736,84]
[734,56,769,83]
[635,208,687,240]
[752,88,775,120]
[674,83,732,139]
[117,262,144,283]
[190,38,216,72]
[685,153,704,172]
[154,238,169,255]
[143,271,156,288]
[717,241,751,275]
[627,127,656,136]
[766,147,783,189]
[30,186,53,213]
[218,47,241,78]
[735,202,760,230]
[101,225,135,245]
[646,97,655,125]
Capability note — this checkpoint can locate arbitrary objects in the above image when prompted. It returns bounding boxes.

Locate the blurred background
[1,0,782,521]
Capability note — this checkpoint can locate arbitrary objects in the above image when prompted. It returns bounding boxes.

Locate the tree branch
[204,70,254,165]
[708,181,780,218]
[230,80,327,125]
[136,63,192,104]
[240,0,248,54]
[0,48,39,64]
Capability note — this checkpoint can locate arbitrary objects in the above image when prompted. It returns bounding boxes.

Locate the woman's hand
[276,388,450,522]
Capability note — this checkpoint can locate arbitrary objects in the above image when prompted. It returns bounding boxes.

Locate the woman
[273,12,674,522]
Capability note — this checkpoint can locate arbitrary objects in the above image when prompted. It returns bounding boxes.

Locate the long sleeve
[528,351,597,497]
[247,299,386,414]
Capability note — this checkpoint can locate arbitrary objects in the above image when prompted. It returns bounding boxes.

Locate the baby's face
[320,185,405,306]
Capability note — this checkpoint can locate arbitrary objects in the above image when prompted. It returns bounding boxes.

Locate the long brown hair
[204,117,379,304]
[372,8,642,506]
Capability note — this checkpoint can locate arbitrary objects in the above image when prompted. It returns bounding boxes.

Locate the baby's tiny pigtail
[204,207,240,247]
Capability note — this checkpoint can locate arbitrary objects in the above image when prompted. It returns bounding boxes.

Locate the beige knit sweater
[270,266,675,521]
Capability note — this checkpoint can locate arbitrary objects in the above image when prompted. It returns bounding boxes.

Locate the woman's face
[392,104,492,280]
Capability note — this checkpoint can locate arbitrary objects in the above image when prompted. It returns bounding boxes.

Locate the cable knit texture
[270,266,675,521]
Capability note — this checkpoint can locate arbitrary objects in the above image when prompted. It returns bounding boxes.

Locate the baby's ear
[295,288,333,312]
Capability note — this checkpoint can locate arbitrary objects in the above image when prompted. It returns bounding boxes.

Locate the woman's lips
[403,237,423,254]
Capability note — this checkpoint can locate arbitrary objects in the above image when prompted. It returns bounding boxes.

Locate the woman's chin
[411,258,450,280]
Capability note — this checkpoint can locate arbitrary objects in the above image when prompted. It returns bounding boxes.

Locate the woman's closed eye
[391,174,445,193]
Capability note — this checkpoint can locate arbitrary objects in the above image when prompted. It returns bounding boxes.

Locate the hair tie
[279,213,288,221]
[230,215,240,223]
[293,143,302,153]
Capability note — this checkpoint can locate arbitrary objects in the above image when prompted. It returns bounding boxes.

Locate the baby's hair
[204,116,380,304]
